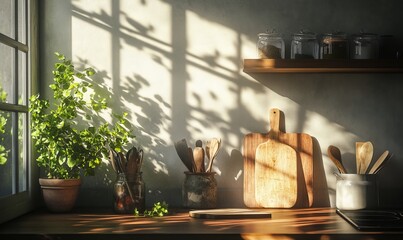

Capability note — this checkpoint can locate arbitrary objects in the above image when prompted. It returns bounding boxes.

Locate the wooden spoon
[206,138,221,172]
[327,145,347,174]
[368,151,390,174]
[193,147,205,172]
[356,142,364,174]
[359,141,373,174]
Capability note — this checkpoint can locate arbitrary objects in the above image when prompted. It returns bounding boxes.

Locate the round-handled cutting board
[243,108,313,208]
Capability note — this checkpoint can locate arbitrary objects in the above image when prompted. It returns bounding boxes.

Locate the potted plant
[29,52,133,212]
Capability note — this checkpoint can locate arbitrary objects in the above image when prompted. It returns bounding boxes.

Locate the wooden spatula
[368,150,390,174]
[356,142,364,174]
[174,139,194,172]
[359,141,373,174]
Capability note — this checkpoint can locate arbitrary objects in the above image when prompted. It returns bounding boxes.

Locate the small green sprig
[134,201,168,217]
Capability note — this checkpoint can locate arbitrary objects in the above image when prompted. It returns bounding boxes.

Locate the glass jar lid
[258,29,283,39]
[352,32,378,40]
[292,30,317,40]
[322,32,348,44]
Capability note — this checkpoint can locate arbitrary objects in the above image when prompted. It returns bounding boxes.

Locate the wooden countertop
[1,208,403,239]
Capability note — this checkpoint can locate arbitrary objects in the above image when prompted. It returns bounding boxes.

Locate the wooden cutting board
[255,133,298,208]
[189,208,272,219]
[243,132,270,207]
[243,108,314,208]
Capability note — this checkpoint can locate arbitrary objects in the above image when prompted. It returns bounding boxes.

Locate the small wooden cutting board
[189,208,272,219]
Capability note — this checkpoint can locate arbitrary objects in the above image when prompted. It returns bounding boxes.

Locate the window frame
[0,0,39,224]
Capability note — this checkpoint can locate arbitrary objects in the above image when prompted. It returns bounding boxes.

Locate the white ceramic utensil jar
[336,174,379,210]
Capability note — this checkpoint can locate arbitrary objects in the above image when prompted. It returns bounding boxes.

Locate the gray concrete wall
[39,0,403,208]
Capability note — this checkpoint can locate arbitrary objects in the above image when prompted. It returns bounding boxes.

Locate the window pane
[0,110,13,197]
[18,112,27,192]
[18,0,27,44]
[18,51,27,105]
[0,43,15,104]
[0,0,15,39]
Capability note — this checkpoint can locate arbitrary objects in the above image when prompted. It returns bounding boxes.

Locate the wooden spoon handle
[268,108,281,140]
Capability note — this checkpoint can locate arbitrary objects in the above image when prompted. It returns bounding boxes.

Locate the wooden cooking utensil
[126,148,137,176]
[359,141,373,174]
[355,142,364,174]
[193,147,205,172]
[137,147,144,173]
[118,152,127,173]
[205,140,211,171]
[174,139,194,172]
[109,149,118,173]
[243,108,314,208]
[368,150,390,174]
[206,138,220,172]
[373,153,393,174]
[188,147,196,172]
[254,109,298,208]
[195,140,203,148]
[327,145,347,174]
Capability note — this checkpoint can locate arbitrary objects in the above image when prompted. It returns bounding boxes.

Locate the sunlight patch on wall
[72,1,113,73]
[186,10,239,72]
[119,37,173,144]
[72,20,113,74]
[184,10,244,144]
[303,111,357,153]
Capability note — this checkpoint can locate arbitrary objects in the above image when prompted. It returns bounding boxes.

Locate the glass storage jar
[320,32,349,59]
[113,172,145,214]
[379,35,398,59]
[291,31,319,59]
[257,30,285,59]
[351,33,379,59]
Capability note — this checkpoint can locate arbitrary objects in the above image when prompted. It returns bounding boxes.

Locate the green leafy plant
[134,201,169,217]
[29,52,134,179]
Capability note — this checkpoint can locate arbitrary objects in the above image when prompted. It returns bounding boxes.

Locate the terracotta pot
[39,178,81,213]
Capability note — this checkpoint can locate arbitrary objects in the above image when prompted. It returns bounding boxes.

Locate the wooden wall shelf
[243,59,403,73]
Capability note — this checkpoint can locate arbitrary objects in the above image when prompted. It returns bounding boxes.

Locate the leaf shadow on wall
[73,57,178,206]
